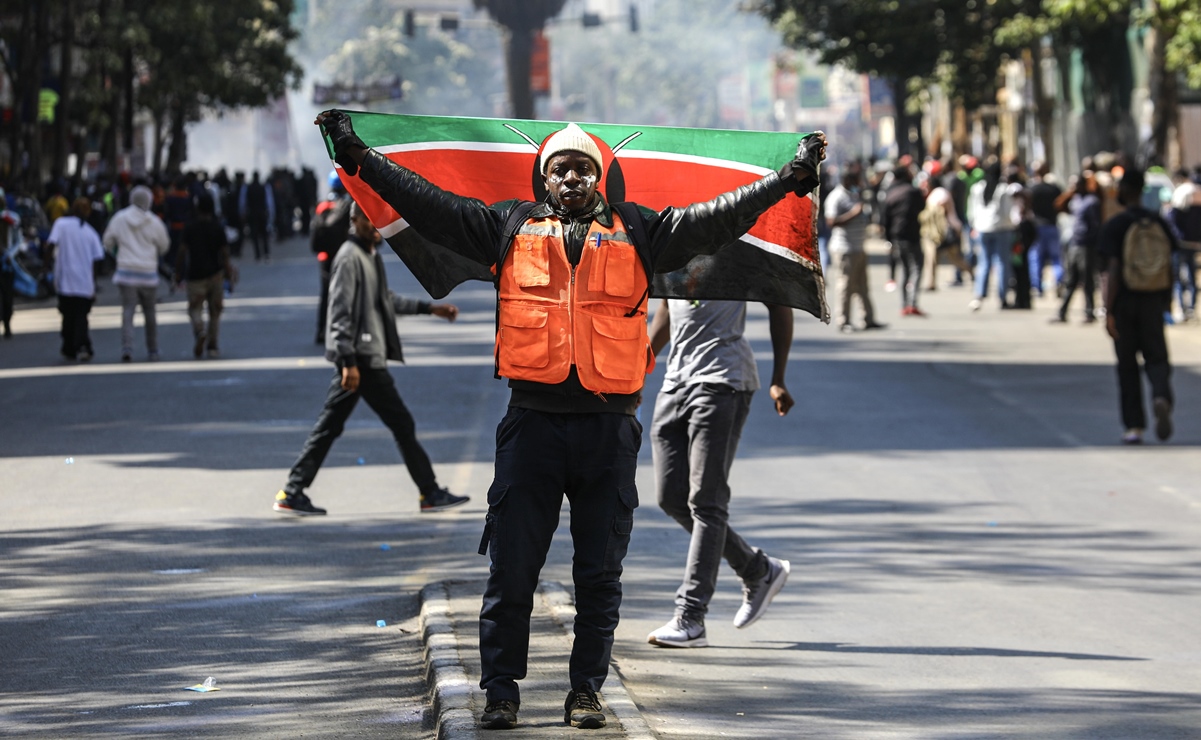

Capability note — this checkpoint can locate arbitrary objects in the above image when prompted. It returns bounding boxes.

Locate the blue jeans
[975,230,1015,304]
[479,408,641,704]
[1028,224,1062,294]
[1174,251,1197,316]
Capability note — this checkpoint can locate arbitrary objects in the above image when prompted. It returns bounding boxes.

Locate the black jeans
[57,295,94,357]
[478,408,641,704]
[1113,292,1173,431]
[895,239,924,309]
[285,366,439,497]
[1058,245,1096,320]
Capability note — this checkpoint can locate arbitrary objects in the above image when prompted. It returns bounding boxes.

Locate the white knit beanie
[130,185,154,211]
[540,123,603,177]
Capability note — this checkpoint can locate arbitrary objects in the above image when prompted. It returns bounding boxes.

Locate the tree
[758,0,956,157]
[473,0,567,119]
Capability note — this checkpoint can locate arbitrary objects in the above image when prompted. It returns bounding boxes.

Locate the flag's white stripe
[615,149,774,176]
[374,141,534,156]
[369,141,774,176]
[379,217,410,239]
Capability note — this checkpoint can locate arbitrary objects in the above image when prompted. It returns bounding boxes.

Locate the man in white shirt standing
[826,164,884,332]
[48,197,105,362]
[103,185,170,362]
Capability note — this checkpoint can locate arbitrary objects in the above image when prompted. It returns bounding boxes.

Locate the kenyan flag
[322,111,827,322]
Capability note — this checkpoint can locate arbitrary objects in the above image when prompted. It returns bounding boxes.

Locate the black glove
[320,110,367,176]
[778,131,826,197]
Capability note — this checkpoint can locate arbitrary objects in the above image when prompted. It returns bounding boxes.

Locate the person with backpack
[1099,169,1179,445]
[311,171,352,344]
[316,110,825,732]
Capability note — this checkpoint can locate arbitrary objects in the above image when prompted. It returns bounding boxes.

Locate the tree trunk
[24,1,50,193]
[165,102,187,174]
[52,0,75,182]
[504,24,535,119]
[1144,0,1176,169]
[889,77,922,160]
[152,111,165,176]
[1030,43,1056,172]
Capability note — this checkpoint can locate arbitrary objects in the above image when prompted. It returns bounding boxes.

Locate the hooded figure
[103,184,171,361]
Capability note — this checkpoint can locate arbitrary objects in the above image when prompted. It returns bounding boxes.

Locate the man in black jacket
[881,163,928,316]
[274,202,464,515]
[317,110,825,731]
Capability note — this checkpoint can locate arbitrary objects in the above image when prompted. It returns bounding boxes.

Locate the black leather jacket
[357,149,790,413]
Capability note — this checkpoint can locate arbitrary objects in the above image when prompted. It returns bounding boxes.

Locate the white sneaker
[647,614,708,648]
[734,557,790,629]
[968,298,982,311]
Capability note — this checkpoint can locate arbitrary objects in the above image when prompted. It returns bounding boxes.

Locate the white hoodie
[103,203,170,285]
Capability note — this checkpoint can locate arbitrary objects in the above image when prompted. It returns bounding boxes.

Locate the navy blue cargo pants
[478,407,641,705]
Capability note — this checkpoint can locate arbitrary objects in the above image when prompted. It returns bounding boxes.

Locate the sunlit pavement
[3,233,1201,738]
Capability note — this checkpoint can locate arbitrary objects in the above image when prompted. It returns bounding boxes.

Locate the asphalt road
[3,233,1201,738]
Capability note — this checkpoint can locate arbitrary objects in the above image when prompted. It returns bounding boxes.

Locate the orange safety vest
[495,210,654,395]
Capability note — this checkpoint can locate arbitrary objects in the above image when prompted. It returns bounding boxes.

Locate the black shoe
[420,487,469,513]
[1153,397,1173,442]
[273,490,327,516]
[862,321,887,330]
[564,686,606,729]
[480,699,519,730]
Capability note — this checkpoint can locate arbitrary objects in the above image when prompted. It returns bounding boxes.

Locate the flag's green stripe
[327,111,809,171]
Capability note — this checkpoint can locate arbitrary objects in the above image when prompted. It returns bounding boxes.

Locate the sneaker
[420,487,469,512]
[900,306,915,316]
[862,321,887,331]
[564,686,606,729]
[968,298,982,311]
[884,280,897,293]
[76,349,93,362]
[121,352,132,363]
[480,699,518,730]
[839,323,854,333]
[193,332,206,359]
[273,490,327,516]
[734,557,790,629]
[207,347,220,359]
[647,614,708,648]
[1121,428,1144,445]
[1048,315,1067,324]
[909,306,927,317]
[1153,397,1173,442]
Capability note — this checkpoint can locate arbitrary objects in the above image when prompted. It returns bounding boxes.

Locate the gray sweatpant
[651,382,768,619]
[119,283,158,356]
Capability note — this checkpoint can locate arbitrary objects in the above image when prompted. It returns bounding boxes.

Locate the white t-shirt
[824,185,867,255]
[49,216,104,298]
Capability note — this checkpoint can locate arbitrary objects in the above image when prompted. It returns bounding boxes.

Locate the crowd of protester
[819,151,1201,326]
[0,165,321,354]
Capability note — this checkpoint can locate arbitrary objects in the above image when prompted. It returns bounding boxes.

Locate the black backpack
[311,197,351,256]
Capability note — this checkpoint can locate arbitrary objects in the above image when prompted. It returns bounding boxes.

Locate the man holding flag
[316,109,825,731]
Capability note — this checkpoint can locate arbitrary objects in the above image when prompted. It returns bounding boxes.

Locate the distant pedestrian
[968,160,1018,311]
[1025,161,1063,297]
[881,163,926,316]
[48,197,105,361]
[274,201,467,516]
[0,193,18,338]
[240,171,274,262]
[825,164,883,331]
[1167,173,1201,321]
[1051,171,1103,324]
[1100,169,1178,445]
[645,298,793,649]
[175,193,236,359]
[310,171,352,344]
[104,184,170,362]
[920,170,972,292]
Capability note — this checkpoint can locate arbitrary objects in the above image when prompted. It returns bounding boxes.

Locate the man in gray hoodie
[103,185,170,361]
[274,201,468,516]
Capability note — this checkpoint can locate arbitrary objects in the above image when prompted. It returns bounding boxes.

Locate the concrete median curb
[420,580,655,739]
